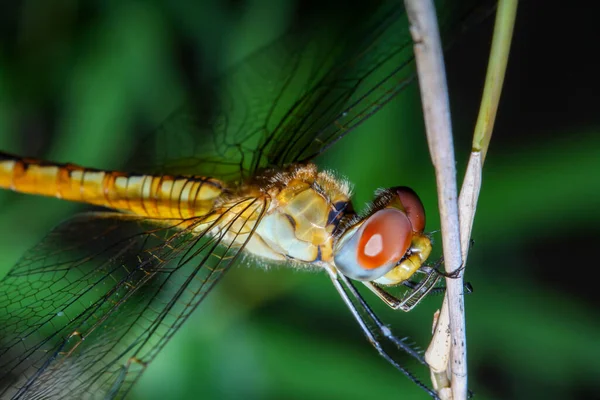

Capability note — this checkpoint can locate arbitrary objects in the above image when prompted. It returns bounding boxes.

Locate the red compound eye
[394,186,426,233]
[357,208,412,270]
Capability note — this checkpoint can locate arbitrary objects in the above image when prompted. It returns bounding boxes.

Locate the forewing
[130,4,366,180]
[132,0,484,181]
[0,198,267,399]
[131,1,400,180]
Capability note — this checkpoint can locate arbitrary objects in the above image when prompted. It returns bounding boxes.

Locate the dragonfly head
[333,187,431,284]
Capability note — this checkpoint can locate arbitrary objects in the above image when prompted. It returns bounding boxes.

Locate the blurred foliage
[0,1,599,400]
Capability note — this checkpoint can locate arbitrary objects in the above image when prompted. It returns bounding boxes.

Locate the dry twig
[403,1,517,398]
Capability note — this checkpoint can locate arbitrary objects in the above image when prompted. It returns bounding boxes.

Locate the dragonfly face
[334,186,432,284]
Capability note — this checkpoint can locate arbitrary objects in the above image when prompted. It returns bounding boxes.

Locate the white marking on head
[364,234,383,257]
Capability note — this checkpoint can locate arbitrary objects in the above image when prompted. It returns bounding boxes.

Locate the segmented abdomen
[0,152,225,219]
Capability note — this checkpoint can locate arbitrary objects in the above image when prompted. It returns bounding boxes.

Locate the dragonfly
[0,1,482,398]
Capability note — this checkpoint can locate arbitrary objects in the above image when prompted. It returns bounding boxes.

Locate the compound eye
[334,208,413,281]
[394,186,426,233]
[357,208,412,270]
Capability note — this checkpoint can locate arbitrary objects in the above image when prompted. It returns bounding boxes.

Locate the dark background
[0,1,598,399]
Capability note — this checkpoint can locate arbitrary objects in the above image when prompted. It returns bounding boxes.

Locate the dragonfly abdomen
[0,152,225,219]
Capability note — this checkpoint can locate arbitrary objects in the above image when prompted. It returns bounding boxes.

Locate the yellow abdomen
[0,152,225,219]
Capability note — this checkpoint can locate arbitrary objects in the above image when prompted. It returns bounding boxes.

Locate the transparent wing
[0,198,267,399]
[271,0,486,166]
[132,0,483,182]
[133,1,390,180]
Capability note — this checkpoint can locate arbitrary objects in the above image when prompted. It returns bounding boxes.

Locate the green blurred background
[0,1,599,399]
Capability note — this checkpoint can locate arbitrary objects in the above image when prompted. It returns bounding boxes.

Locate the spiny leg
[363,269,441,312]
[324,266,440,399]
[401,279,474,296]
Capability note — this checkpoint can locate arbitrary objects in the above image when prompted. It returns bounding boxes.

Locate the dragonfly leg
[324,265,440,399]
[421,256,465,279]
[363,268,442,312]
[404,280,474,296]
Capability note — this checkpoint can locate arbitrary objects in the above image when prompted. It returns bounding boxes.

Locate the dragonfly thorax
[243,164,352,264]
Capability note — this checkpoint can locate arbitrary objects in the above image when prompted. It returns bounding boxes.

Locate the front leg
[363,268,441,311]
